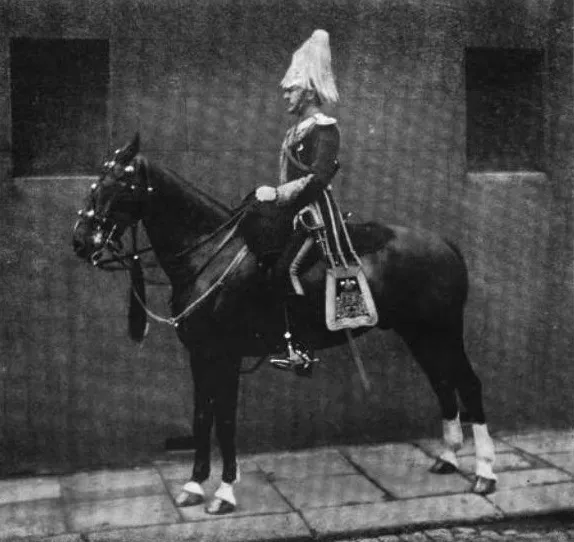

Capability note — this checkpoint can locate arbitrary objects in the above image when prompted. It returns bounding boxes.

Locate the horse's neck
[139,161,231,284]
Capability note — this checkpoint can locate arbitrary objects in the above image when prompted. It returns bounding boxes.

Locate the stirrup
[269,332,319,371]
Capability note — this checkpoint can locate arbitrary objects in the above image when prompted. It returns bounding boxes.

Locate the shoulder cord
[323,191,362,268]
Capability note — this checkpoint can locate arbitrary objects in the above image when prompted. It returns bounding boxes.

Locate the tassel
[128,256,148,342]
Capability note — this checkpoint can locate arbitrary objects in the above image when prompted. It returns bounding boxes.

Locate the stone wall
[0,0,571,473]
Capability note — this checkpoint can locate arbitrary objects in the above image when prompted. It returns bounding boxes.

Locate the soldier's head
[280,29,338,117]
[283,85,321,116]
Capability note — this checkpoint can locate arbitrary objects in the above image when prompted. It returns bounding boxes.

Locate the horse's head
[72,133,148,265]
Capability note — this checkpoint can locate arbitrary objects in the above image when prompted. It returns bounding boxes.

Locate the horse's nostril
[73,238,84,253]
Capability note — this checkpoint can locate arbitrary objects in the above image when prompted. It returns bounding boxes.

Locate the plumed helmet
[280,29,339,105]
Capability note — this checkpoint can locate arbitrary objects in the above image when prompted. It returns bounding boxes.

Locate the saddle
[239,194,392,331]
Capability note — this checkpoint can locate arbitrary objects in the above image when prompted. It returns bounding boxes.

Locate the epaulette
[314,112,337,126]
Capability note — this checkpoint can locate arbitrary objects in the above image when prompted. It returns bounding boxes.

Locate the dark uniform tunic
[279,113,340,211]
[240,114,340,261]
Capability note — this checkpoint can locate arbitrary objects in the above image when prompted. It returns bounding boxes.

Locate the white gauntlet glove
[255,186,277,202]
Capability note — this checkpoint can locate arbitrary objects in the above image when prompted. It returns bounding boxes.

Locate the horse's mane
[139,156,232,223]
[166,167,232,217]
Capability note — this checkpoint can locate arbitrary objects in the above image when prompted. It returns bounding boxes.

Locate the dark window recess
[466,48,544,172]
[10,38,109,176]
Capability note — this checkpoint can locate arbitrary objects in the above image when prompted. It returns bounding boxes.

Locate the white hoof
[472,475,496,495]
[175,481,205,507]
[206,496,236,515]
[175,490,204,507]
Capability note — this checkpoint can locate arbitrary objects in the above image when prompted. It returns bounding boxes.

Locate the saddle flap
[325,265,378,331]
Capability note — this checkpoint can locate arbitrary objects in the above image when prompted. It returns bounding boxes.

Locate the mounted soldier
[250,29,377,374]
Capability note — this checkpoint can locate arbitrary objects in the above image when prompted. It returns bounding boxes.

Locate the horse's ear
[125,132,140,159]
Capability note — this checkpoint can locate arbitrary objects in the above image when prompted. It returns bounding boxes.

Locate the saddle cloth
[239,199,394,262]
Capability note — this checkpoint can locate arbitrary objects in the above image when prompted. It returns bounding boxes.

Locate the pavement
[1,428,573,542]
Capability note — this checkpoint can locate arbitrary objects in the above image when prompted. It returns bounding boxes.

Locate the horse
[72,133,497,514]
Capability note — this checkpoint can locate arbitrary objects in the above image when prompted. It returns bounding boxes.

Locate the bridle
[72,150,276,375]
[75,152,255,326]
[73,153,154,268]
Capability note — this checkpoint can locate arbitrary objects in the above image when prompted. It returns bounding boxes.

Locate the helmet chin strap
[292,88,317,118]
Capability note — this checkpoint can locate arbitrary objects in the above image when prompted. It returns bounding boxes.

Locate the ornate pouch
[325,265,378,331]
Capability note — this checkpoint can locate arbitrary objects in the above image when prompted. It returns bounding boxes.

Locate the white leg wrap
[439,414,463,467]
[214,481,236,506]
[439,448,459,467]
[473,423,497,481]
[183,481,205,497]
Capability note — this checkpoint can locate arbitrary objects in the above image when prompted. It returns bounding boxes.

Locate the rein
[115,204,254,328]
[130,242,250,328]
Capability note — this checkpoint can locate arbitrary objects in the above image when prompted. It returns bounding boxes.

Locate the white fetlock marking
[214,482,236,506]
[183,481,205,497]
[439,448,459,468]
[443,414,463,451]
[473,423,497,481]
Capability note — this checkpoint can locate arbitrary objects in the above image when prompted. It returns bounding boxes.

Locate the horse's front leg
[175,355,215,507]
[206,356,241,515]
[430,413,463,474]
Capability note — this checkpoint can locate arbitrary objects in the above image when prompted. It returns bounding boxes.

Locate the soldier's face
[283,86,306,115]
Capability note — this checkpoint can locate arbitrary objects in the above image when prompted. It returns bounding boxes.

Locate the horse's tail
[445,238,469,307]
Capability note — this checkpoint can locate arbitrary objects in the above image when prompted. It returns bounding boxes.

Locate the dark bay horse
[72,134,497,514]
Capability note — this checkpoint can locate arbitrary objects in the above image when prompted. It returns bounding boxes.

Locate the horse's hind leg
[399,327,463,474]
[402,324,497,495]
[453,342,497,494]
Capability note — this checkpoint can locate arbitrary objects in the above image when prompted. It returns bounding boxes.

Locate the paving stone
[499,431,574,454]
[254,447,356,479]
[346,443,433,467]
[495,468,572,489]
[540,453,574,474]
[66,494,180,532]
[0,476,61,505]
[345,446,471,498]
[0,498,67,539]
[415,438,513,458]
[400,533,431,541]
[478,529,502,539]
[34,535,83,542]
[61,467,166,502]
[166,471,292,520]
[457,452,533,474]
[273,473,386,509]
[544,531,568,542]
[451,526,478,539]
[425,527,454,540]
[86,512,310,542]
[486,481,574,515]
[303,493,500,537]
[154,456,259,482]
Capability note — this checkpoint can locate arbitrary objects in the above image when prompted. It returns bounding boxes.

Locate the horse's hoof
[175,490,204,507]
[472,476,496,495]
[206,497,236,515]
[429,458,458,475]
